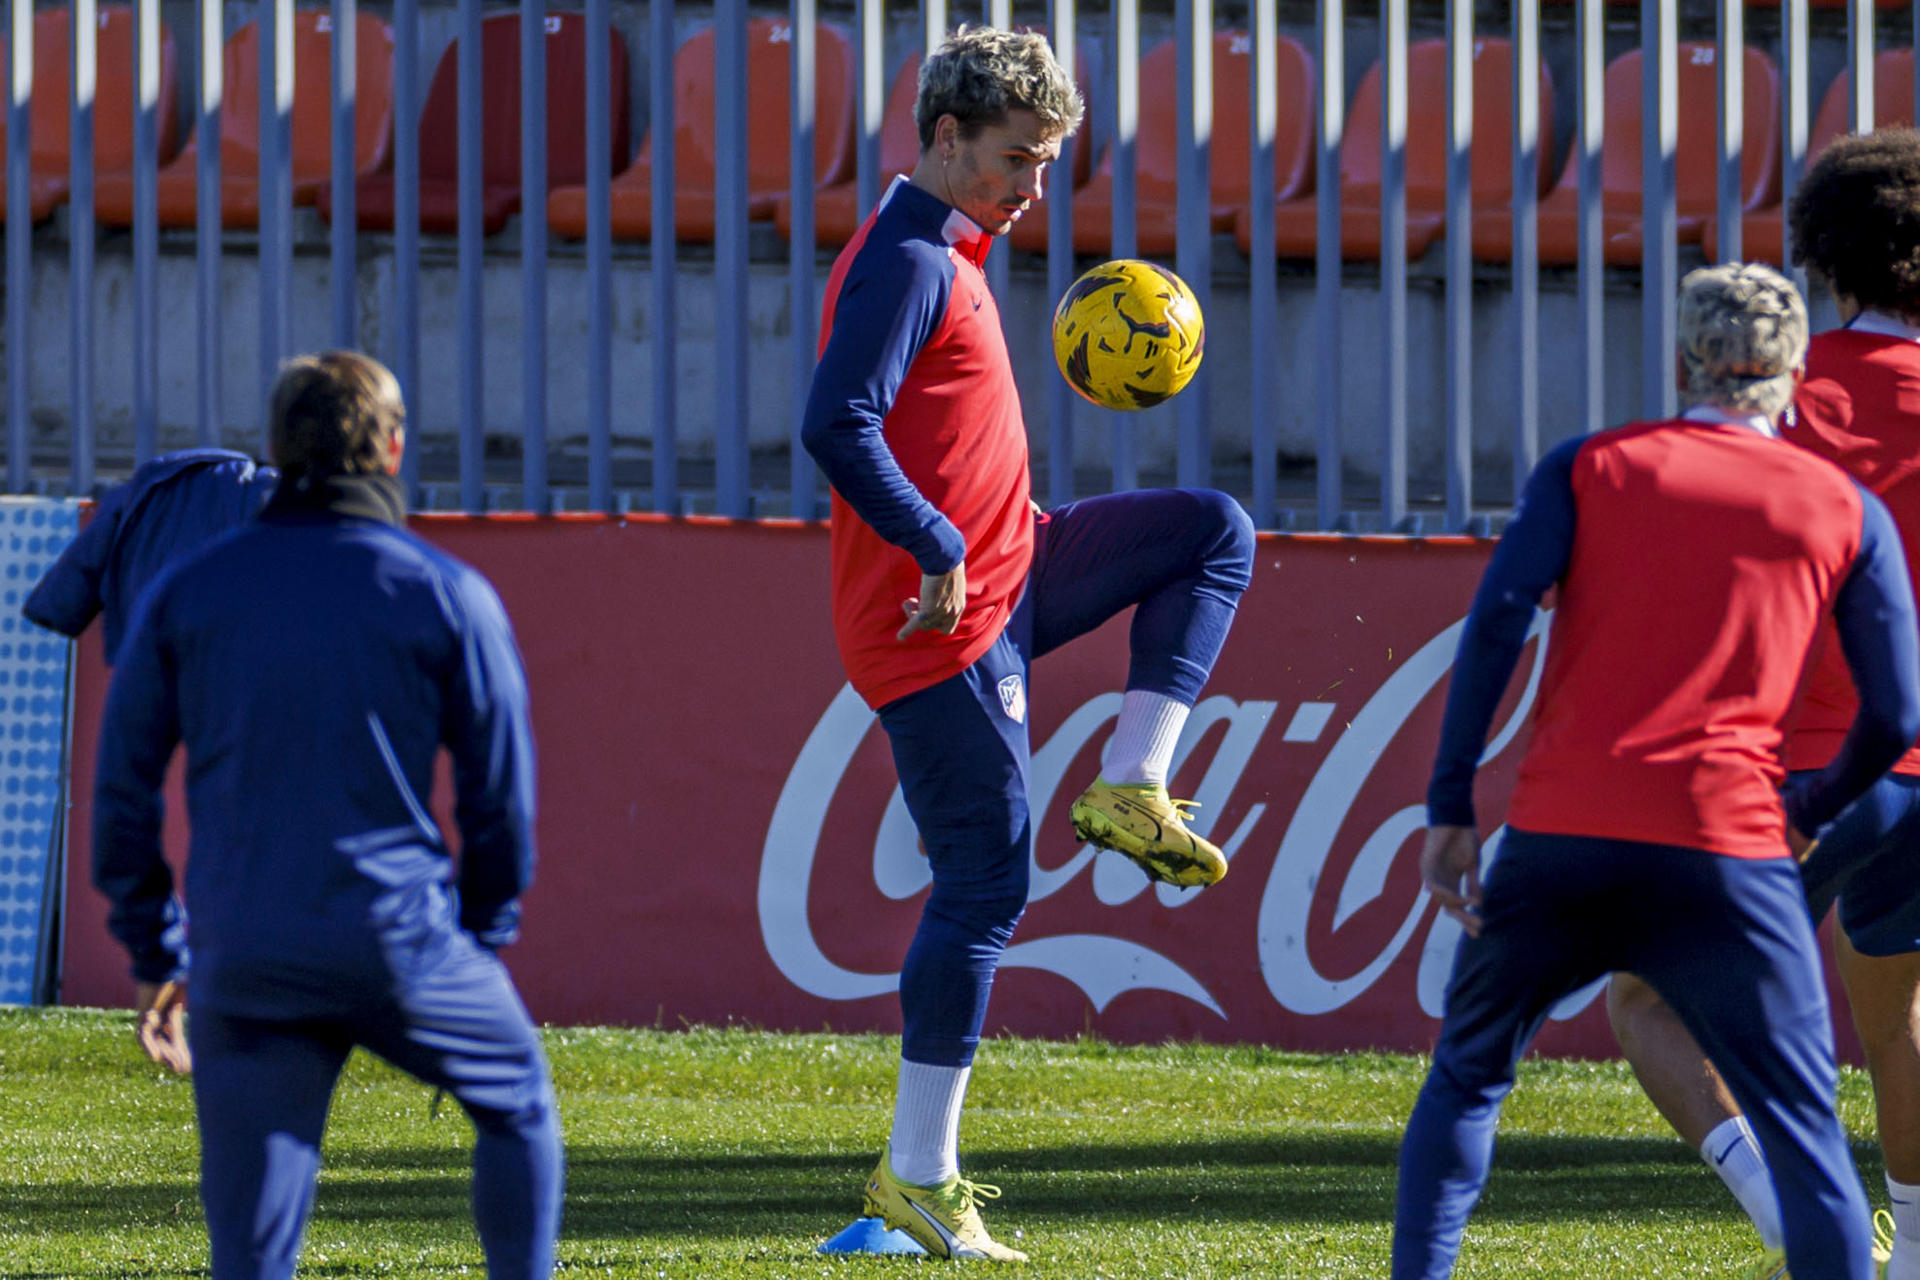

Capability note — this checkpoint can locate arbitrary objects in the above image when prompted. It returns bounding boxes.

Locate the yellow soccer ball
[1051,259,1205,411]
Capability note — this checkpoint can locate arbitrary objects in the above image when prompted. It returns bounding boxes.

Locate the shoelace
[930,1177,1003,1218]
[1876,1207,1896,1257]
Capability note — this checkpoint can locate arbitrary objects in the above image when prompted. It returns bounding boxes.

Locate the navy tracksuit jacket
[90,472,536,1012]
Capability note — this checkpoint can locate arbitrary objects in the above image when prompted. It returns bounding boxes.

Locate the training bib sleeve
[801,243,968,575]
[1426,434,1585,828]
[1782,486,1920,836]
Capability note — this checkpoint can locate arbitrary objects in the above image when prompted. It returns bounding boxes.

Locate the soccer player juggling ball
[1393,264,1920,1280]
[799,25,1254,1261]
[1609,128,1920,1280]
[92,351,562,1280]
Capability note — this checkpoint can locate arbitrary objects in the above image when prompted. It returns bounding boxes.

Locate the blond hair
[269,350,406,479]
[1676,263,1809,418]
[915,26,1084,151]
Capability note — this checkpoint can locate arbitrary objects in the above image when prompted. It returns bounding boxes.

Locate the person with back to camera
[92,350,562,1280]
[1394,264,1920,1280]
[1609,128,1920,1280]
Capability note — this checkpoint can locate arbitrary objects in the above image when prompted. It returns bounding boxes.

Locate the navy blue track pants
[878,488,1254,1067]
[188,937,563,1280]
[1392,828,1873,1280]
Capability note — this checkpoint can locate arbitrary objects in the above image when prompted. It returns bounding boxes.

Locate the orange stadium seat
[0,7,180,223]
[333,12,628,235]
[771,49,923,247]
[1702,50,1914,265]
[548,17,853,244]
[96,11,392,228]
[1473,44,1777,266]
[1246,37,1552,262]
[1056,32,1313,258]
[775,45,1089,250]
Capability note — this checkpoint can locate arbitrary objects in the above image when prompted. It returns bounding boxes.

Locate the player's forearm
[92,826,186,983]
[1426,600,1535,827]
[801,415,965,572]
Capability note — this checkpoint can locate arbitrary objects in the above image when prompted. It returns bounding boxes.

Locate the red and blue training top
[801,177,1033,710]
[1427,414,1920,859]
[1785,324,1920,777]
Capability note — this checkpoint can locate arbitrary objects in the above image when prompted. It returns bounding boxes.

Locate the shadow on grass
[1,1129,1758,1250]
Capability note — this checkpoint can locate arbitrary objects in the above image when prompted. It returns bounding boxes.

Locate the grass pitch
[0,1007,1885,1278]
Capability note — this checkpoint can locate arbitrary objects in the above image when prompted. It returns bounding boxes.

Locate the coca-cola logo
[756,608,1604,1027]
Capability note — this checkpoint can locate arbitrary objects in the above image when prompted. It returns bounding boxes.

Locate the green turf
[0,1007,1886,1277]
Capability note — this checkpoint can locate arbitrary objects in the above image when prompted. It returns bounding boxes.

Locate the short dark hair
[1790,128,1920,323]
[914,26,1083,152]
[268,350,405,479]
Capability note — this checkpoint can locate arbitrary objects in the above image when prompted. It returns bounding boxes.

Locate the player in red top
[1395,263,1920,1280]
[799,26,1254,1261]
[1609,130,1920,1280]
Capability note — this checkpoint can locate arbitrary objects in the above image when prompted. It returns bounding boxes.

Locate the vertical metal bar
[1248,0,1275,528]
[715,4,747,516]
[70,0,96,494]
[394,0,419,498]
[855,0,880,220]
[133,0,158,465]
[331,0,357,346]
[1849,0,1873,132]
[1315,0,1343,528]
[6,0,28,490]
[1443,0,1470,530]
[194,0,221,445]
[1781,0,1807,288]
[520,0,547,512]
[1513,0,1539,493]
[1380,0,1407,529]
[259,0,293,445]
[1641,0,1677,421]
[1715,0,1742,262]
[924,0,946,56]
[1577,0,1603,439]
[789,0,817,519]
[586,0,611,513]
[1110,0,1137,491]
[456,0,482,511]
[1045,2,1076,508]
[1174,0,1210,489]
[983,0,1009,307]
[647,0,675,514]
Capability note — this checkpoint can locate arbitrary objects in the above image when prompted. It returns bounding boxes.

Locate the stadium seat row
[2,8,1909,267]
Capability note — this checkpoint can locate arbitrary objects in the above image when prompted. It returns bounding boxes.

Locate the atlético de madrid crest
[997,673,1026,724]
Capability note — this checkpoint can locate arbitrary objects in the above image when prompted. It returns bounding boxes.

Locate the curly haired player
[1396,263,1920,1280]
[800,24,1253,1261]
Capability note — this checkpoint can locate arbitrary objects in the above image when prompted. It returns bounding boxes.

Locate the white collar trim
[1682,404,1778,438]
[1850,310,1920,342]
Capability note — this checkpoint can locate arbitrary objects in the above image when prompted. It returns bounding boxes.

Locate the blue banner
[0,499,78,1005]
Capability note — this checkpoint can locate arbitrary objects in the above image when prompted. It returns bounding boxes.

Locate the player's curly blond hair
[1676,263,1809,419]
[914,26,1084,151]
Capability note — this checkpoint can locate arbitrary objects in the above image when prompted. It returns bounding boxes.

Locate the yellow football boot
[861,1148,1027,1262]
[1068,778,1228,887]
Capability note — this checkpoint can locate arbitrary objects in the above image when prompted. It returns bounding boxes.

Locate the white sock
[1102,690,1189,786]
[888,1059,970,1187]
[1888,1173,1920,1280]
[1701,1116,1783,1251]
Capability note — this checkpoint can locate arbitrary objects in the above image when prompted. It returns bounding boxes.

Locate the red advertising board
[58,517,1854,1061]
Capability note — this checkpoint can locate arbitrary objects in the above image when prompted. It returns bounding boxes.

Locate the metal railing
[2,0,1915,530]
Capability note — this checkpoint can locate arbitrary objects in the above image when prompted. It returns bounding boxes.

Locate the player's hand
[134,979,192,1075]
[1421,824,1485,937]
[897,563,967,640]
